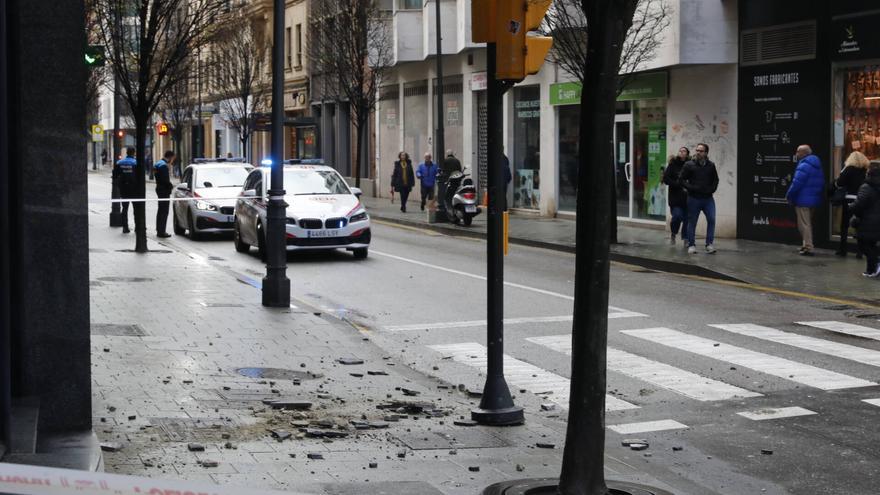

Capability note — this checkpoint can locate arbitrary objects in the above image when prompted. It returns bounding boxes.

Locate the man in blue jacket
[786,144,825,256]
[416,152,439,211]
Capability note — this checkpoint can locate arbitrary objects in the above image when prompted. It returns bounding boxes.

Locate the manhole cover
[235,367,320,381]
[97,276,154,283]
[392,429,510,450]
[91,323,147,336]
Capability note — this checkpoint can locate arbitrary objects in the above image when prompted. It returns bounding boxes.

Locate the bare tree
[545,0,669,244]
[309,0,393,187]
[85,0,108,132]
[213,11,268,163]
[558,1,641,494]
[93,0,224,252]
[158,62,194,170]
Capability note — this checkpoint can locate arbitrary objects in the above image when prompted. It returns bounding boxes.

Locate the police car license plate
[226,216,234,222]
[465,205,477,213]
[308,230,340,238]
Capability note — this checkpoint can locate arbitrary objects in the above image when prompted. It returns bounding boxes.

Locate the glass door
[614,115,633,218]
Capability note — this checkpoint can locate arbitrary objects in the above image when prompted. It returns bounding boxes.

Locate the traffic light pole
[262,0,290,307]
[471,43,523,426]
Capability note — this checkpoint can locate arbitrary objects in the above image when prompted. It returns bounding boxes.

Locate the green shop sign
[550,72,668,105]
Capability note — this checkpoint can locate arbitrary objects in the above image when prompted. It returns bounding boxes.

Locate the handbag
[829,184,848,205]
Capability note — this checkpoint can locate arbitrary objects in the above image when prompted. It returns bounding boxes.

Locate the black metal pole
[0,0,11,447]
[196,47,202,159]
[434,0,444,159]
[262,0,290,307]
[472,43,523,426]
[92,141,97,171]
[109,4,121,225]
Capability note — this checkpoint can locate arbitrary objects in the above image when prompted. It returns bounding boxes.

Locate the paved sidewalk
[86,183,673,494]
[362,195,880,308]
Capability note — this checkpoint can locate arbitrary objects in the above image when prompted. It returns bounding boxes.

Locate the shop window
[433,75,464,166]
[558,105,579,212]
[633,99,667,221]
[512,86,541,209]
[403,81,428,163]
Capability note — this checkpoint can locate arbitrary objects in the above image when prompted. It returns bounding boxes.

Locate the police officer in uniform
[154,150,175,238]
[112,147,138,233]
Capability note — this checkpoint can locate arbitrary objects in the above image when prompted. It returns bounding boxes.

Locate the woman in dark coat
[662,147,690,246]
[834,151,869,257]
[391,151,415,213]
[851,161,880,277]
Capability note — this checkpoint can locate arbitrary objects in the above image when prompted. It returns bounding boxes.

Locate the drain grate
[91,323,147,336]
[150,418,232,442]
[115,249,172,253]
[392,429,510,450]
[236,367,320,381]
[97,276,154,283]
[208,256,226,261]
[855,313,880,319]
[823,305,856,311]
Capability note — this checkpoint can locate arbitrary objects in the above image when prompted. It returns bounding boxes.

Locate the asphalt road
[90,173,880,494]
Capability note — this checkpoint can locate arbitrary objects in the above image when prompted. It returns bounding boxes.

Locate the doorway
[614,114,633,218]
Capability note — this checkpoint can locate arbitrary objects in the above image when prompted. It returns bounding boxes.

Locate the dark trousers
[839,203,862,255]
[686,196,716,247]
[120,200,130,230]
[858,238,879,274]
[670,205,688,237]
[398,188,411,211]
[156,193,170,234]
[420,184,435,209]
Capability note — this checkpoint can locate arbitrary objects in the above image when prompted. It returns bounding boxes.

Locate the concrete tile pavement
[362,195,880,308]
[86,180,674,494]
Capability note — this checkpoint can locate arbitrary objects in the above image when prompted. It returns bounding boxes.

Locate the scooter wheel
[463,215,473,226]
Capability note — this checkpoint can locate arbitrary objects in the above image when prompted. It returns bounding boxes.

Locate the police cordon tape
[0,462,300,495]
[88,196,255,204]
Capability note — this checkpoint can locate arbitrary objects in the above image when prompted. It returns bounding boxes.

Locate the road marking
[622,327,876,391]
[527,335,761,401]
[863,398,880,407]
[736,406,817,421]
[796,321,880,341]
[427,342,638,412]
[608,419,688,435]
[371,249,575,301]
[383,310,644,332]
[711,323,880,369]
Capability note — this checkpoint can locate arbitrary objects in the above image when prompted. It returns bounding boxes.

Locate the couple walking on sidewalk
[663,143,718,254]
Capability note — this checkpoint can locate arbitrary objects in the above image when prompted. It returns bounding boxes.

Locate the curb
[369,212,745,284]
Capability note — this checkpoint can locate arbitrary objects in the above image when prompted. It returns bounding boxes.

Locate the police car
[233,160,371,259]
[172,159,253,239]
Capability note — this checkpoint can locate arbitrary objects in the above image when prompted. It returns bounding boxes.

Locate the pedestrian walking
[785,144,825,256]
[832,151,868,257]
[680,143,719,254]
[100,148,107,166]
[112,147,138,234]
[154,150,175,238]
[851,161,880,277]
[663,146,690,246]
[391,151,415,213]
[441,149,463,176]
[416,152,439,211]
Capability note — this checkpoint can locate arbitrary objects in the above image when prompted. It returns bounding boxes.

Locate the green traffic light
[85,45,105,67]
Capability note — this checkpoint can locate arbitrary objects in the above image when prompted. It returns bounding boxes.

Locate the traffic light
[116,130,124,139]
[85,45,106,67]
[157,122,169,136]
[495,0,553,81]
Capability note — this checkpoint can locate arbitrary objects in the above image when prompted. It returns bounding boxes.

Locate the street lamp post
[262,0,290,307]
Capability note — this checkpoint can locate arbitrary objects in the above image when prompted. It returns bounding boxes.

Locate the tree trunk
[558,1,636,494]
[133,114,149,253]
[353,116,364,188]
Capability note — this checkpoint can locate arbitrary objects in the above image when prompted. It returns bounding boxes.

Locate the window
[285,27,292,69]
[512,86,541,209]
[398,0,421,9]
[295,24,303,68]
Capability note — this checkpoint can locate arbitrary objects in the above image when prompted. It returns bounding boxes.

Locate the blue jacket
[786,154,825,207]
[416,161,439,187]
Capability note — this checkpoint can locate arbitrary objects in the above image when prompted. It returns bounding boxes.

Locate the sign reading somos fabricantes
[550,72,668,105]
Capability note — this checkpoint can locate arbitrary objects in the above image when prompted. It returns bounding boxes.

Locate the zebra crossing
[419,310,880,431]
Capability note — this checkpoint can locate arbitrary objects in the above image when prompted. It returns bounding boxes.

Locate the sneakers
[799,249,814,257]
[670,234,676,245]
[705,244,716,254]
[861,267,880,278]
[688,245,697,254]
[157,232,171,238]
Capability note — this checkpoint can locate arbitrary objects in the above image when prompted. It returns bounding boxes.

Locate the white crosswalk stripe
[621,327,876,390]
[427,342,639,412]
[711,323,880,368]
[384,307,645,332]
[736,406,816,421]
[796,321,880,341]
[527,334,762,401]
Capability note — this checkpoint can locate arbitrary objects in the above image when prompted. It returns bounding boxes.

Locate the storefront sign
[446,100,460,125]
[470,72,488,91]
[549,72,668,106]
[738,60,825,242]
[833,13,880,60]
[515,98,541,119]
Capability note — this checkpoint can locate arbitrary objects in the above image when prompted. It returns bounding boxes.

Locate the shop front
[551,72,668,221]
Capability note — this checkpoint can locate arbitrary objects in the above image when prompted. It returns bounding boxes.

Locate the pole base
[109,211,124,227]
[471,405,524,426]
[261,274,290,307]
[480,479,673,495]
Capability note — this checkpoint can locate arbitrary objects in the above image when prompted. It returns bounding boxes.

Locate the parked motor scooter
[442,169,481,226]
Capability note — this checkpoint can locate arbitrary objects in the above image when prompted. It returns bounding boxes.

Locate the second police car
[172,158,253,239]
[233,160,371,259]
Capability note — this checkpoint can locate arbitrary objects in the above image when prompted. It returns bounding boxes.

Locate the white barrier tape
[88,196,254,204]
[0,462,298,495]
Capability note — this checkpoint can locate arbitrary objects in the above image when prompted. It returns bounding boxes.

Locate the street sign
[91,124,104,142]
